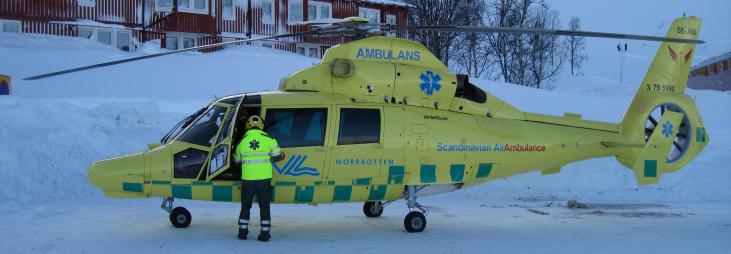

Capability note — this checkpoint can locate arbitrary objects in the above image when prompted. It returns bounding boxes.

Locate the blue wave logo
[273,154,320,176]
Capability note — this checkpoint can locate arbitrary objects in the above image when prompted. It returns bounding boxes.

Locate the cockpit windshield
[160,107,207,144]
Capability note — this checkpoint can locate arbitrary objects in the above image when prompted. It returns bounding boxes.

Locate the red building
[688,51,731,91]
[0,0,410,57]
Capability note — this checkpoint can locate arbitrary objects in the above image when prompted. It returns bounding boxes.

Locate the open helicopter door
[204,100,242,183]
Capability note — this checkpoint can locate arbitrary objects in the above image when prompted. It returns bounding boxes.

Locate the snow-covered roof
[361,0,414,8]
[692,50,731,71]
[50,19,129,30]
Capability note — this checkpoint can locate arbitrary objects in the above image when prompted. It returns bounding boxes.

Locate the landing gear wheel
[169,207,191,228]
[404,211,426,233]
[363,201,384,217]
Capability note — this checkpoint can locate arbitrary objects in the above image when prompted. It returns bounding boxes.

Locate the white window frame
[155,0,208,13]
[116,31,132,52]
[288,0,304,24]
[222,0,236,21]
[307,1,332,21]
[96,29,114,46]
[78,0,96,7]
[1,20,21,33]
[166,36,179,50]
[385,14,397,37]
[358,7,380,24]
[261,0,275,24]
[183,37,196,49]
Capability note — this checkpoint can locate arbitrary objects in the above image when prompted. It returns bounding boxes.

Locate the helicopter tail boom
[617,16,708,185]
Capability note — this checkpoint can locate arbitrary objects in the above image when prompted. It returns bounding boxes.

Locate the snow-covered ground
[1,2,730,252]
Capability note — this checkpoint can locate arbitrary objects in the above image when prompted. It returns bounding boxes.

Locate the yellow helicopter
[27,16,708,233]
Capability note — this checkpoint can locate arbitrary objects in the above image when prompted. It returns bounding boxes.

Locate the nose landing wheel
[162,197,192,228]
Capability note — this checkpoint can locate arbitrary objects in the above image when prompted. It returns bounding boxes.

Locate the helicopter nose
[88,153,147,197]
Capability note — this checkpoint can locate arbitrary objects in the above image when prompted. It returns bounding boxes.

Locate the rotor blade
[391,25,705,44]
[24,30,318,81]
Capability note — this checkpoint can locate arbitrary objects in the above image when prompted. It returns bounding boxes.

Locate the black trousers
[239,179,272,232]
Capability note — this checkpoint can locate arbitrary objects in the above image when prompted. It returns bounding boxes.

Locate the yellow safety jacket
[233,129,282,180]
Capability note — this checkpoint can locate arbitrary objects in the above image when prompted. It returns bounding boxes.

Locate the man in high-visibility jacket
[233,115,283,242]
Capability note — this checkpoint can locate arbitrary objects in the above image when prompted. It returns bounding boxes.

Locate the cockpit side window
[178,105,228,147]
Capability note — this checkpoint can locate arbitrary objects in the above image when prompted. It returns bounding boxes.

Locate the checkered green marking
[696,127,707,143]
[476,163,493,179]
[275,181,296,186]
[420,164,436,183]
[191,181,213,186]
[295,186,314,203]
[368,185,387,201]
[212,186,232,202]
[388,165,405,184]
[644,160,658,177]
[333,186,353,202]
[172,185,192,199]
[450,164,465,182]
[122,182,143,192]
[151,180,171,185]
[354,178,371,185]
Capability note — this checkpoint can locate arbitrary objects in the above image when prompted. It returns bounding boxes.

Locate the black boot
[257,231,271,242]
[238,228,248,240]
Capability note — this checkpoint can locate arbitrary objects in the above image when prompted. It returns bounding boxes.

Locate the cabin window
[455,75,487,103]
[97,30,112,46]
[338,108,381,145]
[262,1,274,24]
[78,0,95,7]
[288,1,304,24]
[307,1,332,21]
[116,31,131,52]
[265,108,327,148]
[359,8,380,24]
[174,148,208,179]
[223,0,235,20]
[183,38,195,49]
[166,37,178,50]
[178,105,228,147]
[77,27,92,39]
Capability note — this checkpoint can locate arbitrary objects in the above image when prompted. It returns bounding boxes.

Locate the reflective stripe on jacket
[233,129,282,180]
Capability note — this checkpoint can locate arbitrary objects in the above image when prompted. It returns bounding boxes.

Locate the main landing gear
[162,197,191,228]
[361,186,429,233]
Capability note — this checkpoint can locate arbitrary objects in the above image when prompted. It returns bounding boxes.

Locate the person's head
[246,115,265,130]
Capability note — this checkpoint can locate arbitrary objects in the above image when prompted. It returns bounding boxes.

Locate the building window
[156,0,173,9]
[265,108,328,148]
[156,0,207,13]
[97,30,113,46]
[296,46,306,56]
[307,1,332,21]
[337,108,381,145]
[166,37,179,50]
[222,0,235,20]
[77,27,92,39]
[1,20,21,33]
[308,47,318,58]
[183,38,196,49]
[78,0,95,7]
[386,15,397,37]
[359,7,380,24]
[116,31,131,52]
[288,1,304,24]
[262,0,274,24]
